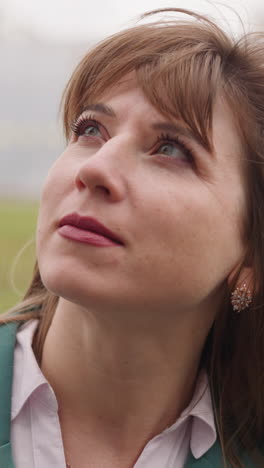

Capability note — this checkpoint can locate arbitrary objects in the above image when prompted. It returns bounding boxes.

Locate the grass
[0,199,39,313]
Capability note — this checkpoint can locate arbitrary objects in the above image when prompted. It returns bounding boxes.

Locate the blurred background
[1,0,264,312]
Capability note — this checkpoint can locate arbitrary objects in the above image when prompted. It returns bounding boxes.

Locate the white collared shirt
[11,320,217,467]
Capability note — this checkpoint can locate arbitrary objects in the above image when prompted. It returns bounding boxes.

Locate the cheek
[132,182,246,298]
[36,167,64,265]
[37,156,75,225]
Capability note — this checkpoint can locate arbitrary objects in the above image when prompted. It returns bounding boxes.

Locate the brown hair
[3,8,264,466]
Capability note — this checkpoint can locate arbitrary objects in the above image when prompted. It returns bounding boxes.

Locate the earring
[231,283,253,313]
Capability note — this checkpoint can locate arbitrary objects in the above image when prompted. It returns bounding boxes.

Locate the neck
[40,298,213,452]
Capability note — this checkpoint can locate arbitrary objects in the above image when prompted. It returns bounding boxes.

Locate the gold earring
[231,283,252,313]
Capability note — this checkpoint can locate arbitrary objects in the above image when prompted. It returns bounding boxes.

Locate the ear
[227,265,255,292]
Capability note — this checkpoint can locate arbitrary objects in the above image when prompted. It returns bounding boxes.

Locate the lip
[57,212,124,246]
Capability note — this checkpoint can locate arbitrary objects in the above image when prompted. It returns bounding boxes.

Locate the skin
[37,74,249,467]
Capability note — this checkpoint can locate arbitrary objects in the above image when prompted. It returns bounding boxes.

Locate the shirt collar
[11,319,58,420]
[162,369,217,458]
[11,320,217,458]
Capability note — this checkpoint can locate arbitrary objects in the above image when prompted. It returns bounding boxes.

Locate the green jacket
[0,320,256,467]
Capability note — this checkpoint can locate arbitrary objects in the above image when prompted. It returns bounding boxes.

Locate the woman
[1,7,264,468]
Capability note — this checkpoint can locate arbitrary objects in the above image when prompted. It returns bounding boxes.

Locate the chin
[38,262,105,310]
[39,258,77,294]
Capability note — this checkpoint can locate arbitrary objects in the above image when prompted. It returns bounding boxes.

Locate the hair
[2,8,264,467]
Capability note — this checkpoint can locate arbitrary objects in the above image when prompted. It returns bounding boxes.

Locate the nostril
[76,178,86,190]
[75,165,124,202]
[95,185,111,196]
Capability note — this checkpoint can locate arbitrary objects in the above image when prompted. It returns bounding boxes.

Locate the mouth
[58,212,124,246]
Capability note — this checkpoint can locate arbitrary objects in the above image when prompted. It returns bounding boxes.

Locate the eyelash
[154,133,195,164]
[71,115,196,165]
[71,114,100,136]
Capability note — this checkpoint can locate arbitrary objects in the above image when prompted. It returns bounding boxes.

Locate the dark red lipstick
[58,213,123,247]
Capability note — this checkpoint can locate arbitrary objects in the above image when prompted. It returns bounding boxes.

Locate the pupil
[86,126,97,135]
[162,144,171,154]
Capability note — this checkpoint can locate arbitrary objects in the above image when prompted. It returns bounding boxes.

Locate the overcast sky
[1,0,264,42]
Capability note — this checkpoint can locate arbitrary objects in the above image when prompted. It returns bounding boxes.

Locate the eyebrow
[150,122,196,141]
[81,103,204,149]
[81,103,116,117]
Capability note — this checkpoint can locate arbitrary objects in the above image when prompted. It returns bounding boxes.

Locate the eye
[83,124,101,137]
[71,114,104,139]
[158,142,182,157]
[155,133,195,164]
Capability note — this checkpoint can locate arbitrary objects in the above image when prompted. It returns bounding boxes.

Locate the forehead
[212,96,243,161]
[91,74,164,122]
[99,72,138,98]
[85,72,157,117]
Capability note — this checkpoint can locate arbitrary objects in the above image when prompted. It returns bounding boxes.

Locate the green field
[0,199,39,313]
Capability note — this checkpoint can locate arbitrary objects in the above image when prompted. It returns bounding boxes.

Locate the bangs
[137,52,222,151]
[62,15,232,152]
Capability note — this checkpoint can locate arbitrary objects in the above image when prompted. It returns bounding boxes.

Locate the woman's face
[37,74,247,317]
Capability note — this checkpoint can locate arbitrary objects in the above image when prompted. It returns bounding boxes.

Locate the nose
[74,137,130,202]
